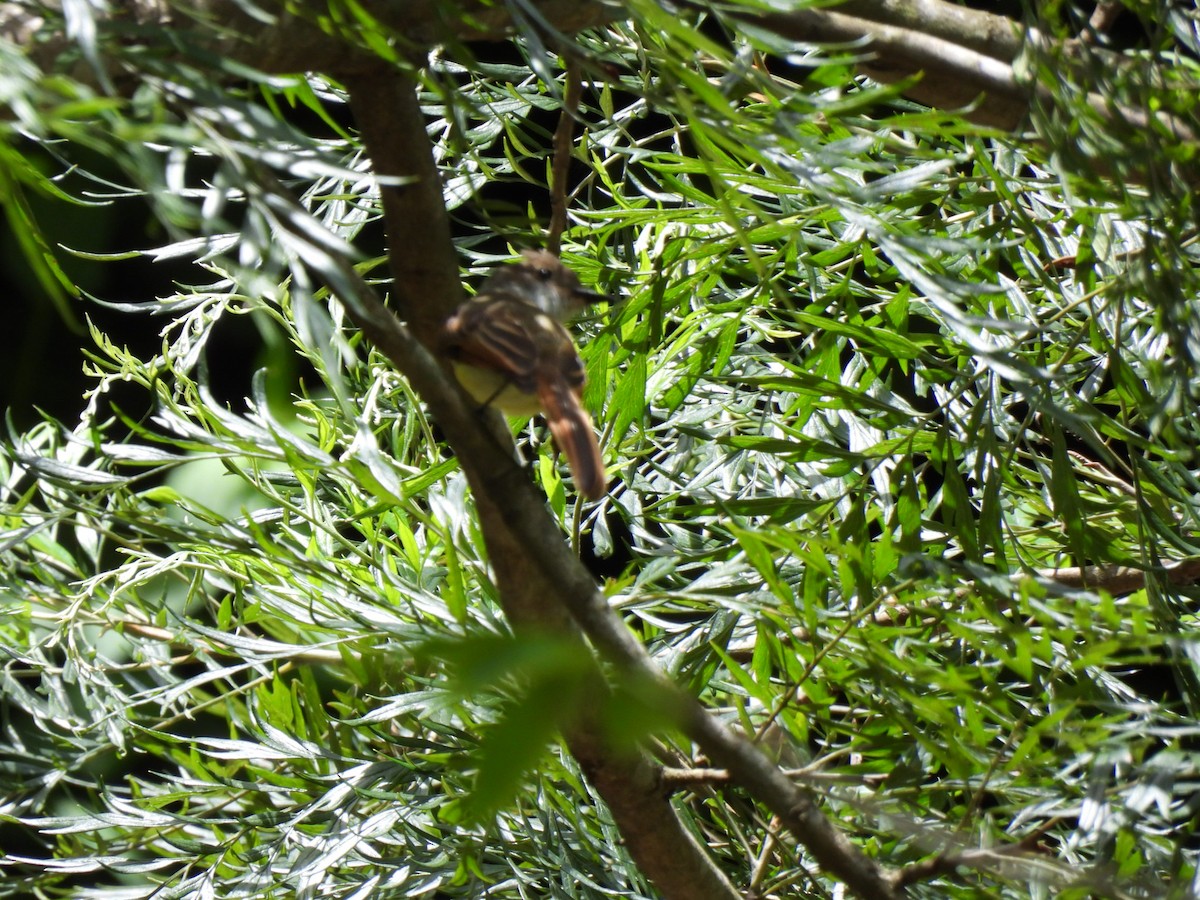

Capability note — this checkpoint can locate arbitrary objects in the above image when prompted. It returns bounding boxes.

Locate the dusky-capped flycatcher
[440,250,609,500]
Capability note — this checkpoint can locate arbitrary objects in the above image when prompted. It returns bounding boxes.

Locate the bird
[440,250,609,500]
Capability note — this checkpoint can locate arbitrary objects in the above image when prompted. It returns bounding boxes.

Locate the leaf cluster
[1,1,1199,897]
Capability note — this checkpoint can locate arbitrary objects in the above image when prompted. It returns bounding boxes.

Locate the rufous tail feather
[538,378,605,500]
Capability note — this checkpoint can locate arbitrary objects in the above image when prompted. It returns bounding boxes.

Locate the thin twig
[660,766,733,789]
[892,825,1054,890]
[547,58,584,254]
[748,816,784,896]
[1037,559,1200,594]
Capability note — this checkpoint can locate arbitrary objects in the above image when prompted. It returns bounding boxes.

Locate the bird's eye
[537,268,553,281]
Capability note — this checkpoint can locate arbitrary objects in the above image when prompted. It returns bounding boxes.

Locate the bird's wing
[442,295,543,394]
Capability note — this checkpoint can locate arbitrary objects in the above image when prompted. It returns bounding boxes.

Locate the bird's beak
[575,287,614,306]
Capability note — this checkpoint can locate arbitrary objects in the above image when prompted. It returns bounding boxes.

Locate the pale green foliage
[1,2,1199,898]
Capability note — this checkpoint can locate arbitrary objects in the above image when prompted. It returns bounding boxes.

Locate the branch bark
[0,1,615,81]
[742,0,1198,145]
[340,63,741,900]
[319,56,905,900]
[342,66,463,346]
[1037,559,1200,595]
[8,0,1194,149]
[750,1,1032,129]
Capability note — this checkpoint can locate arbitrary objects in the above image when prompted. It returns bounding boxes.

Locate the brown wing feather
[442,296,540,393]
[443,291,606,499]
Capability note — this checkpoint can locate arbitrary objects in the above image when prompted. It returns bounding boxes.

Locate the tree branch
[749,1,1031,129]
[337,65,741,900]
[10,0,1195,148]
[1037,559,1200,595]
[0,1,615,81]
[326,60,903,900]
[343,65,464,346]
[742,0,1199,144]
[547,60,584,255]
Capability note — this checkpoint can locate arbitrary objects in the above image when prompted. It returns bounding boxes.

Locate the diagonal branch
[337,63,741,900]
[331,63,903,900]
[739,0,1199,146]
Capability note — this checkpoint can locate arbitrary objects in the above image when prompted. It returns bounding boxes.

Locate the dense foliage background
[2,1,1199,897]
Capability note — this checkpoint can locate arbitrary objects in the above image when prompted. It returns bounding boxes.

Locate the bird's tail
[538,378,606,500]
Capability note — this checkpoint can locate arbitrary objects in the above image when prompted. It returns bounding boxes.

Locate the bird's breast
[452,362,544,416]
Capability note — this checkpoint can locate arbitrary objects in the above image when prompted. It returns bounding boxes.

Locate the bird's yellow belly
[452,363,542,416]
